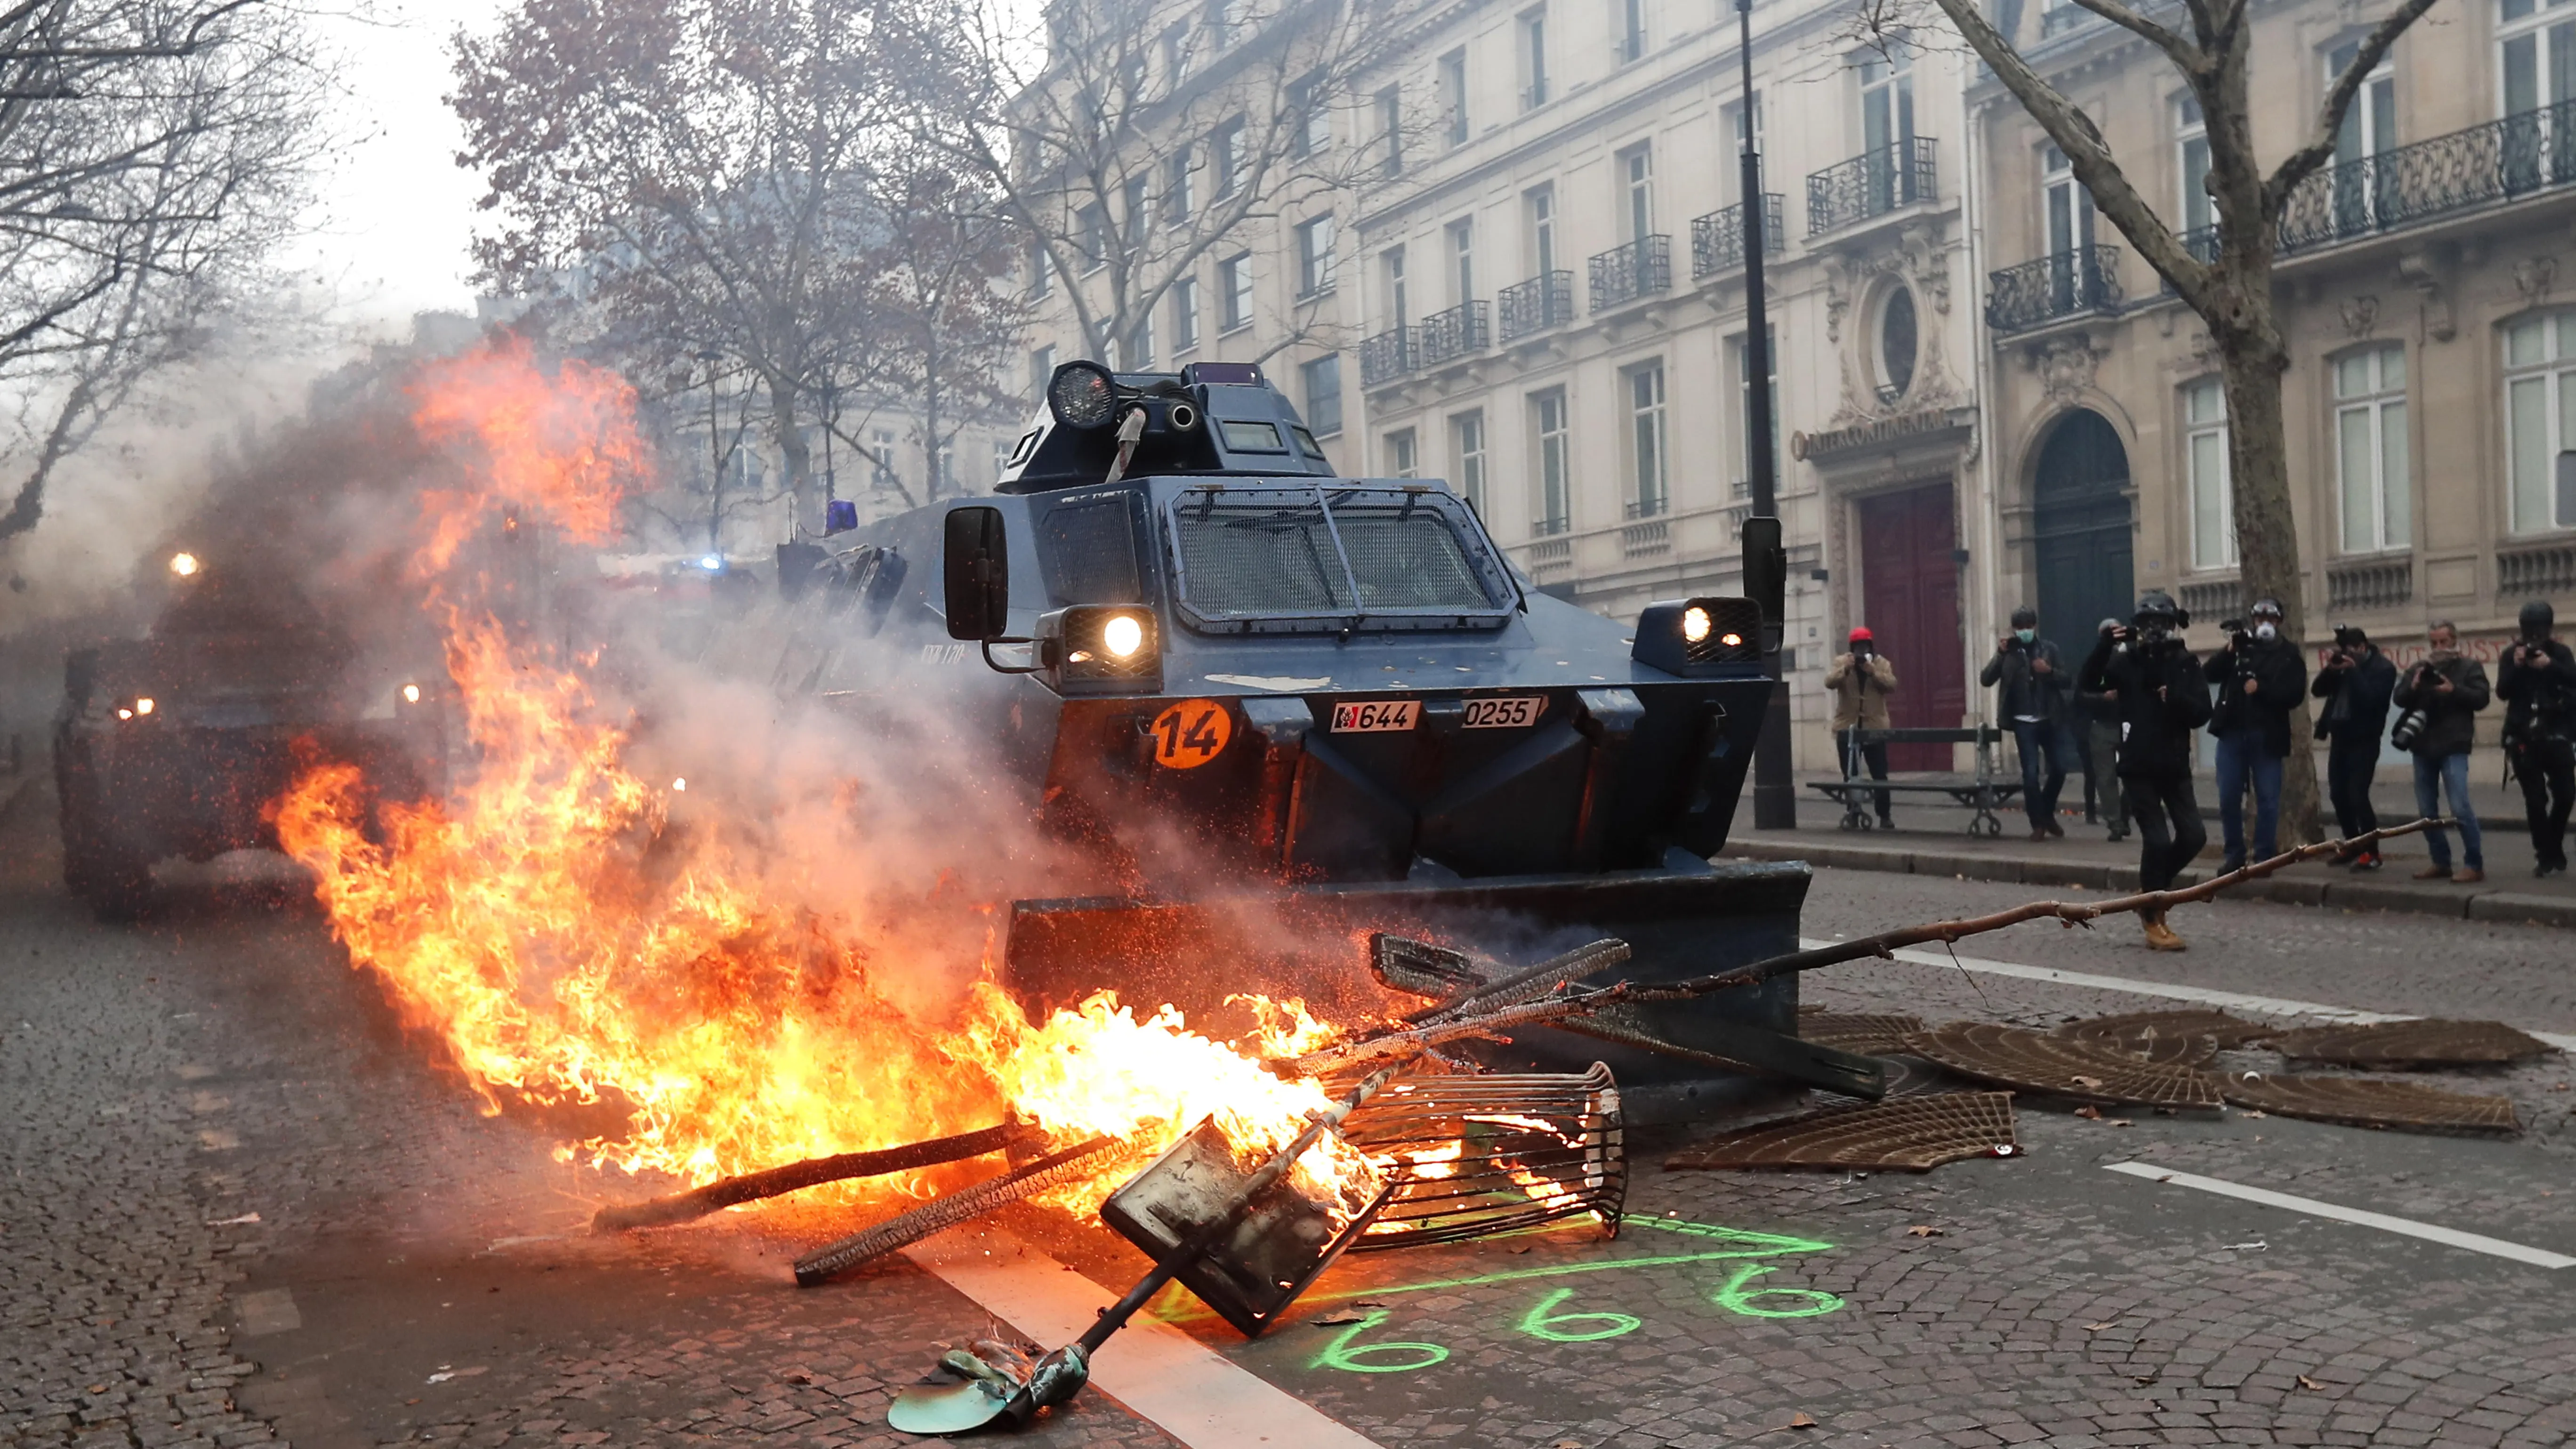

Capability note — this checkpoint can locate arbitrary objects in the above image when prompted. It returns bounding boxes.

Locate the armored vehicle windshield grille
[1039,496,1144,605]
[1165,484,1514,633]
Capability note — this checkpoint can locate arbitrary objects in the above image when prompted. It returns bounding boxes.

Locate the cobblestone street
[5,770,2574,1449]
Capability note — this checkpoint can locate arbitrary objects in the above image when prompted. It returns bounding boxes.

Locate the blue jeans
[2010,718,2078,830]
[2412,751,2483,869]
[2213,728,2283,867]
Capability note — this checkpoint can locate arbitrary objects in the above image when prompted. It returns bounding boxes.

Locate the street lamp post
[1738,0,1797,830]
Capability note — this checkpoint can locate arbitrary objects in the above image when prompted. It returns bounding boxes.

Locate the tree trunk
[923,363,943,502]
[770,375,813,540]
[2214,295,2326,845]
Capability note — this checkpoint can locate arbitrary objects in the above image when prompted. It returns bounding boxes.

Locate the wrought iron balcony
[2038,3,2096,35]
[1415,300,1490,366]
[2277,99,2576,255]
[1689,194,1786,279]
[1587,235,1671,312]
[1359,327,1414,387]
[1806,137,1938,236]
[1985,245,2124,334]
[1498,271,1575,340]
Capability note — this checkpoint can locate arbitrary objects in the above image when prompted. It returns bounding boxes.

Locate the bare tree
[453,0,1017,537]
[0,0,326,544]
[1853,0,2447,841]
[922,0,1428,370]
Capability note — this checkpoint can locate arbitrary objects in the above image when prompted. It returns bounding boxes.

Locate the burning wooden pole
[1286,820,2448,1077]
[792,1135,1127,1285]
[590,1122,1038,1233]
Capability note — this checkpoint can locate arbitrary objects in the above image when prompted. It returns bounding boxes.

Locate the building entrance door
[2032,410,2135,646]
[1857,483,1964,770]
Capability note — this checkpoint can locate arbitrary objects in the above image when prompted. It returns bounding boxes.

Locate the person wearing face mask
[2496,599,2576,877]
[2076,618,2130,842]
[2392,619,2491,882]
[1980,605,2076,840]
[2202,597,2308,871]
[2081,592,2211,950]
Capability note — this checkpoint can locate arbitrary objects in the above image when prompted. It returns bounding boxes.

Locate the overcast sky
[294,0,507,330]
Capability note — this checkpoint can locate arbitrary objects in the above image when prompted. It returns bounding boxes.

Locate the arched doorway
[2032,410,2134,643]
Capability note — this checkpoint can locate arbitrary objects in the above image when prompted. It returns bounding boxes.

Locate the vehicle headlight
[1634,596,1763,675]
[169,552,199,577]
[1046,360,1120,431]
[134,697,154,716]
[1041,605,1162,694]
[401,683,422,704]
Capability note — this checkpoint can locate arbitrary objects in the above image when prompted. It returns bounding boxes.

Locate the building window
[1451,410,1487,513]
[2326,40,2396,226]
[1212,118,1245,199]
[1302,355,1344,436]
[1860,37,1916,210]
[1727,92,1763,200]
[1519,7,1549,110]
[1123,175,1151,247]
[2185,376,2235,567]
[2502,0,2576,132]
[1219,253,1253,331]
[1878,287,1917,400]
[1161,24,1191,89]
[1030,345,1055,398]
[1446,218,1474,305]
[1625,360,1667,517]
[1078,202,1110,269]
[2175,95,2212,239]
[1530,388,1570,534]
[1439,48,1469,146]
[871,428,900,491]
[2334,344,2410,554]
[1525,184,1555,276]
[1206,0,1234,50]
[1377,87,1403,177]
[1383,245,1408,327]
[2505,309,2576,534]
[1617,142,1653,241]
[1385,427,1418,477]
[1123,311,1154,370]
[1172,275,1199,353]
[1617,0,1645,64]
[993,437,1015,483]
[1166,149,1195,224]
[1731,326,1779,491]
[1290,72,1328,157]
[1296,215,1337,298]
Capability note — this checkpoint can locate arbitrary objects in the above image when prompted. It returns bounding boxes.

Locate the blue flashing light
[699,554,724,572]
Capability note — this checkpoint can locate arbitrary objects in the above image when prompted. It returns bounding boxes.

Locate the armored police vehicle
[789,360,1872,1113]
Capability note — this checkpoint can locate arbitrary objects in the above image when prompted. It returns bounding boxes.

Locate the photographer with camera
[2391,620,2491,882]
[2310,624,2398,869]
[1981,604,2078,841]
[1826,627,1899,829]
[2497,600,2576,877]
[2080,591,2214,951]
[2077,618,2130,842]
[2201,597,2309,871]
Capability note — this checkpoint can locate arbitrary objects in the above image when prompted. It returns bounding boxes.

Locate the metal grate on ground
[1798,1010,1925,1056]
[1664,1092,2019,1173]
[2265,1019,2559,1068]
[1903,1022,2226,1108]
[2222,1072,2521,1133]
[2055,1007,2274,1054]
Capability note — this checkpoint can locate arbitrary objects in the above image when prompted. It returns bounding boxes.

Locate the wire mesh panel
[1665,1092,2018,1172]
[1904,1022,2225,1108]
[1163,485,1514,633]
[2265,1019,2556,1068]
[1168,495,1353,614]
[2222,1073,2520,1133]
[1339,1064,1625,1250]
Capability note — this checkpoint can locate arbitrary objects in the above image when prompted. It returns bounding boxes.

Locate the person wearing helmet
[2201,597,2308,871]
[2498,599,2576,876]
[2080,591,2212,950]
[1827,626,1899,829]
[2076,618,2130,842]
[2310,624,2397,869]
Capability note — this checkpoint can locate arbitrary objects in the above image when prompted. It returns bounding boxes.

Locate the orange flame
[272,338,1369,1209]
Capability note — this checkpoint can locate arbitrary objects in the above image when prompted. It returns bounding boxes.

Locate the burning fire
[271,338,1370,1211]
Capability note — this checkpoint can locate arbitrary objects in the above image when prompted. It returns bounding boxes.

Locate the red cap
[1848,627,1874,644]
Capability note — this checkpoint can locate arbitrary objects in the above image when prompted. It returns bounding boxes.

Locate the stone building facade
[1972,0,2576,746]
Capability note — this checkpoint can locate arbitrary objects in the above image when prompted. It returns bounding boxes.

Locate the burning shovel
[887,1060,1407,1436]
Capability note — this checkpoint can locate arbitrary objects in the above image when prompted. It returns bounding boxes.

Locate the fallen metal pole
[1281,819,2449,1076]
[591,1122,1038,1233]
[793,1135,1123,1286]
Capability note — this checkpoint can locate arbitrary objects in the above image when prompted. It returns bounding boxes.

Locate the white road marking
[1800,938,2576,1053]
[907,1228,1385,1449]
[2102,1162,2576,1269]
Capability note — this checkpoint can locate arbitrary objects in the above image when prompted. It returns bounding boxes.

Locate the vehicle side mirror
[944,505,1011,641]
[1741,515,1786,653]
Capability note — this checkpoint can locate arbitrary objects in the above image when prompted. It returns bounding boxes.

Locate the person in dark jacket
[2392,619,2491,882]
[1981,604,2077,840]
[2497,599,2576,877]
[2080,591,2213,951]
[2077,617,2130,842]
[2202,597,2308,870]
[2309,624,2398,869]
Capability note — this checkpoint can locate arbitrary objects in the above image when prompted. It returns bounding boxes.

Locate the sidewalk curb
[1720,837,2576,929]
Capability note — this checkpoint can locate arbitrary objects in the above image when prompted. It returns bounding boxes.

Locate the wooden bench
[1810,725,2022,837]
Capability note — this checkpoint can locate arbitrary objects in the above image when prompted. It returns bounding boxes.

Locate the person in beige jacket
[1825,626,1899,827]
